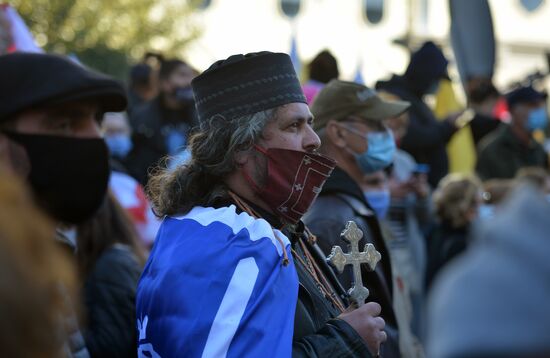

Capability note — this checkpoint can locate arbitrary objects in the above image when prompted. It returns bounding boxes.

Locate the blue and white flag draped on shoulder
[136,205,299,358]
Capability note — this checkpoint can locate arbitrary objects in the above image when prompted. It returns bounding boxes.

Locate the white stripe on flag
[201,257,259,358]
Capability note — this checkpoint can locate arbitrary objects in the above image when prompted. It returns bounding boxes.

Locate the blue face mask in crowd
[364,189,391,219]
[105,134,133,158]
[525,107,548,132]
[354,130,396,174]
[478,204,495,220]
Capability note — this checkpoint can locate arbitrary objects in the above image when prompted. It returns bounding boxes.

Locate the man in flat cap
[137,52,386,357]
[0,52,127,357]
[476,85,549,180]
[305,80,411,357]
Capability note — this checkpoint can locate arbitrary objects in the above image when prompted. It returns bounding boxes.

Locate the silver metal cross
[327,221,381,306]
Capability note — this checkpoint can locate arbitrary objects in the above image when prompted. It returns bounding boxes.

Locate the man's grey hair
[147,107,279,216]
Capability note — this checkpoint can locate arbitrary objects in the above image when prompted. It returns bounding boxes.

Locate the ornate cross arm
[327,221,381,307]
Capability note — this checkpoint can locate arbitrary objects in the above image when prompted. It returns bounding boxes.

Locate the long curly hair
[147,108,279,217]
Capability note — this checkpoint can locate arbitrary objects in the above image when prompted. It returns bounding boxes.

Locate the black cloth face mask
[4,132,109,224]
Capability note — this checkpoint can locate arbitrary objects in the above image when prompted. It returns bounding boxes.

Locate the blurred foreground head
[0,173,76,357]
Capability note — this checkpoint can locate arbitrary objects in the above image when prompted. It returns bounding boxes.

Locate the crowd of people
[1,36,550,358]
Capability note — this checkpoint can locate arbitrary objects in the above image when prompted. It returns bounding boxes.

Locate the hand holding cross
[327,221,381,307]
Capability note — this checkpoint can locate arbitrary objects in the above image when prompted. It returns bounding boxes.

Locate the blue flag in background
[354,60,365,85]
[289,30,301,77]
[136,205,298,358]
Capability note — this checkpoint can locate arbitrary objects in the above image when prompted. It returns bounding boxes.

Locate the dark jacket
[470,112,500,146]
[55,230,90,358]
[288,224,373,357]
[303,167,400,357]
[476,124,548,180]
[376,75,457,188]
[83,244,142,358]
[125,97,197,184]
[425,222,469,290]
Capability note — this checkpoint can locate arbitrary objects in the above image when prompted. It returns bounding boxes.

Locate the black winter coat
[303,168,400,358]
[82,244,142,358]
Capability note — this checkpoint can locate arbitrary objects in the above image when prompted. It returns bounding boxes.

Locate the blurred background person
[426,174,482,290]
[379,90,431,338]
[302,49,339,104]
[428,184,550,358]
[101,112,160,249]
[476,85,549,180]
[466,77,502,146]
[126,58,198,184]
[514,166,550,197]
[76,193,145,358]
[0,172,77,358]
[127,63,157,114]
[102,112,133,172]
[479,178,514,220]
[376,41,462,188]
[360,169,426,358]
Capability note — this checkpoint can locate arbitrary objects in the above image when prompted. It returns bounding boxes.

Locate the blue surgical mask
[355,130,396,174]
[526,107,548,132]
[105,134,133,158]
[364,189,391,219]
[478,204,495,220]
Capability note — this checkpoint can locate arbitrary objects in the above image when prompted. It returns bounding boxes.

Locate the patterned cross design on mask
[294,184,303,191]
[327,221,381,306]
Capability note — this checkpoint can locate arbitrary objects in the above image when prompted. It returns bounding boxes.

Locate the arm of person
[292,318,374,358]
[402,112,458,150]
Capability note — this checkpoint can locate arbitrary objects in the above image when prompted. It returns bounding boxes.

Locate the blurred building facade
[183,0,550,94]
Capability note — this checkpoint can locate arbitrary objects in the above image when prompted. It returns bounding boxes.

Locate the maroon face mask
[244,146,336,224]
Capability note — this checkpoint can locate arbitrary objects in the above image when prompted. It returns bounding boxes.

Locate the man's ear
[234,148,251,166]
[0,133,30,177]
[325,120,348,148]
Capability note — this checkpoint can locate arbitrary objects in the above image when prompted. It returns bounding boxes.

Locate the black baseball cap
[506,86,547,109]
[0,52,127,122]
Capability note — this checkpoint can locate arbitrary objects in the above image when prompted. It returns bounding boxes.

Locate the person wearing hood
[376,41,461,187]
[304,80,411,357]
[126,59,198,184]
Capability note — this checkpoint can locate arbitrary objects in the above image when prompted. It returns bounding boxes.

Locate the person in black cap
[376,41,462,188]
[0,52,127,358]
[476,85,549,180]
[136,51,386,357]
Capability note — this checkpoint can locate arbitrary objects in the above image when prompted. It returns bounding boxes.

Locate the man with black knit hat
[376,41,461,187]
[136,52,386,357]
[0,52,127,357]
